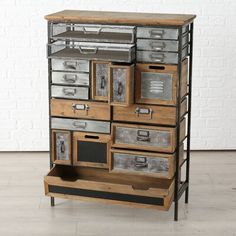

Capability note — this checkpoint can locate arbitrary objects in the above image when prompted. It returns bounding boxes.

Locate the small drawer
[109,64,134,107]
[52,71,90,86]
[111,120,186,153]
[135,59,188,106]
[51,99,111,121]
[137,34,188,52]
[73,132,111,168]
[137,46,188,64]
[91,61,110,101]
[51,59,89,72]
[113,98,187,126]
[51,118,110,134]
[110,149,175,179]
[51,130,71,165]
[137,26,188,40]
[48,42,135,63]
[51,23,135,44]
[44,165,174,210]
[51,85,89,100]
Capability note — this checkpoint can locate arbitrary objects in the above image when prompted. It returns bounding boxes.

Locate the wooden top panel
[45,10,196,26]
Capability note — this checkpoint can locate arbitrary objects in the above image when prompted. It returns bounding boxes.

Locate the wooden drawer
[51,59,89,72]
[51,130,72,165]
[51,23,135,44]
[51,118,111,134]
[44,165,174,210]
[91,61,110,101]
[51,99,111,121]
[109,64,134,107]
[110,149,175,179]
[135,59,188,105]
[113,98,187,126]
[73,132,111,168]
[111,120,186,153]
[51,85,89,100]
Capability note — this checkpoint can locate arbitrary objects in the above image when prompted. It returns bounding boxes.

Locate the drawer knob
[77,46,98,55]
[149,42,166,51]
[63,61,77,70]
[82,26,102,35]
[150,53,165,62]
[137,130,150,142]
[135,107,153,119]
[117,82,123,96]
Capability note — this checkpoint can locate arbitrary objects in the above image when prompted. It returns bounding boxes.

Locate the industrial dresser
[44,10,196,221]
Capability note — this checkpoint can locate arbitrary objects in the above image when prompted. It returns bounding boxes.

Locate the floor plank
[0,152,235,236]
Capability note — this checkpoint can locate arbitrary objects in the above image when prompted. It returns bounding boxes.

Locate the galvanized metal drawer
[137,46,188,64]
[51,99,111,121]
[51,23,135,44]
[51,59,89,72]
[51,85,89,100]
[112,120,186,153]
[137,33,188,52]
[48,42,135,63]
[52,71,90,86]
[110,149,175,179]
[51,117,111,134]
[137,26,188,40]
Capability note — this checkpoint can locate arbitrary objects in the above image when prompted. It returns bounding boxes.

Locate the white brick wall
[0,0,235,151]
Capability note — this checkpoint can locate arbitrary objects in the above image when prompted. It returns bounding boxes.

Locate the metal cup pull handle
[149,29,164,38]
[63,61,77,70]
[100,76,106,89]
[77,46,98,55]
[150,53,164,62]
[63,88,76,96]
[72,104,89,111]
[72,121,87,129]
[135,107,153,119]
[134,156,148,168]
[117,82,123,95]
[63,74,77,83]
[137,130,150,142]
[82,26,102,35]
[149,42,165,51]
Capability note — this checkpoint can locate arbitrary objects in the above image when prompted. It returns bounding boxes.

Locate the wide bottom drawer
[44,166,174,210]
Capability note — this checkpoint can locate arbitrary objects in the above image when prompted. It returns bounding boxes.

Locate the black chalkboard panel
[77,141,107,164]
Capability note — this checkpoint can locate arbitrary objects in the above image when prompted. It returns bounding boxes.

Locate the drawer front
[48,42,135,63]
[51,130,71,165]
[51,85,89,100]
[113,99,187,126]
[112,123,175,153]
[52,72,90,86]
[52,23,135,44]
[73,132,111,168]
[51,99,111,121]
[110,150,174,179]
[51,118,110,134]
[92,61,110,101]
[137,48,187,64]
[137,26,188,40]
[51,59,89,72]
[137,34,188,52]
[109,64,134,106]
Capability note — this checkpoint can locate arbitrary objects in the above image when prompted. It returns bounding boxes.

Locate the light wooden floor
[0,152,235,236]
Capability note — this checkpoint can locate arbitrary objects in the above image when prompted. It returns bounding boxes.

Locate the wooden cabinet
[44,10,195,221]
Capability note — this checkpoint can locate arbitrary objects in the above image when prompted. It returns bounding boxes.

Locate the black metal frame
[46,20,194,221]
[174,22,194,221]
